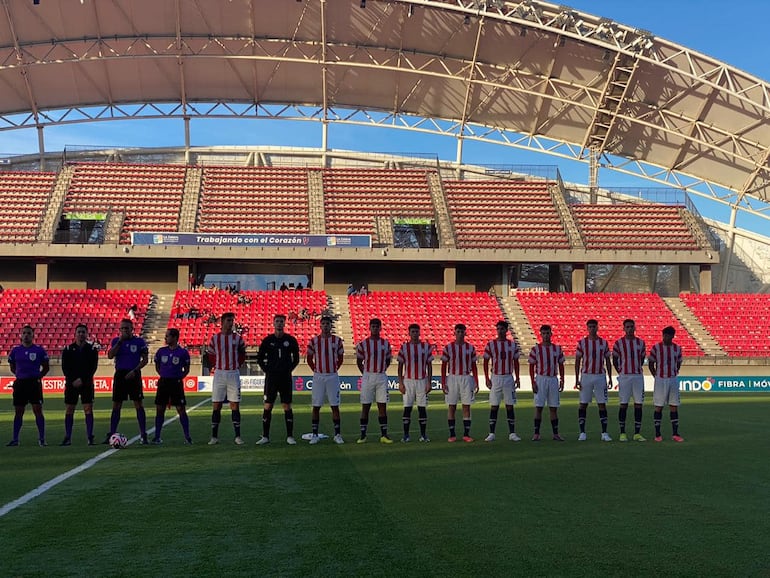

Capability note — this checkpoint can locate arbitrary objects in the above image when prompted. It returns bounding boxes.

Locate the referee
[61,324,99,446]
[255,314,300,445]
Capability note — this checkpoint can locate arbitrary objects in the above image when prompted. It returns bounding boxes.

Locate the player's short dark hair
[167,328,180,339]
[454,323,466,331]
[274,314,286,321]
[540,324,552,332]
[221,312,235,321]
[622,318,635,326]
[320,315,333,323]
[22,324,34,332]
[120,318,133,326]
[75,324,88,332]
[369,318,382,326]
[408,323,420,331]
[662,326,676,336]
[496,320,508,328]
[586,319,598,326]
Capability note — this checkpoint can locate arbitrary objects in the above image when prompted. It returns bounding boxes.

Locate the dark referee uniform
[62,341,99,405]
[257,332,300,404]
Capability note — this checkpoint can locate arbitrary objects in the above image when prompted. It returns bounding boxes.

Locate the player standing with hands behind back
[256,314,300,445]
[612,319,647,442]
[648,326,684,442]
[61,324,99,445]
[528,325,565,441]
[105,319,149,444]
[7,325,49,446]
[207,312,246,445]
[152,328,192,444]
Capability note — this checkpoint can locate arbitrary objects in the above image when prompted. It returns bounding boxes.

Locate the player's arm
[356,346,364,374]
[89,346,99,378]
[237,340,247,368]
[306,349,316,373]
[513,358,521,388]
[8,356,16,376]
[483,357,491,387]
[471,362,479,394]
[336,341,344,371]
[425,361,433,394]
[154,350,162,375]
[558,361,565,392]
[256,337,269,373]
[529,362,537,394]
[397,360,406,394]
[441,360,448,393]
[107,338,120,360]
[574,354,582,390]
[40,355,50,378]
[604,351,613,386]
[647,350,657,377]
[289,337,300,371]
[181,351,190,378]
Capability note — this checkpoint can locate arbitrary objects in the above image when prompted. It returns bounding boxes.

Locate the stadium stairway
[427,171,456,248]
[550,182,585,249]
[307,169,326,234]
[662,297,725,356]
[141,293,173,352]
[179,167,202,232]
[498,295,537,352]
[38,165,74,242]
[328,294,354,346]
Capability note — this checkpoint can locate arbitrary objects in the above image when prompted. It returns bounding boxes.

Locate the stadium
[1,1,769,575]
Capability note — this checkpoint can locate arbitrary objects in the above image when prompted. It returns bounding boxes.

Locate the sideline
[0,397,211,519]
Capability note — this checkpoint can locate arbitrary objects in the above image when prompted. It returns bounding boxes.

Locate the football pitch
[1,392,768,577]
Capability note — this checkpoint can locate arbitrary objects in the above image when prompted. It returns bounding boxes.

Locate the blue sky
[1,0,768,230]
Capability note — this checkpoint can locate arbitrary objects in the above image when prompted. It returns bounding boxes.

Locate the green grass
[1,392,769,577]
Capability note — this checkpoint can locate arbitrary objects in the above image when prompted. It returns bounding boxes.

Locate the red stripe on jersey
[397,341,434,380]
[209,332,244,371]
[575,337,610,374]
[612,337,646,375]
[441,342,477,375]
[483,339,521,375]
[648,342,682,378]
[356,337,392,374]
[527,343,564,377]
[307,334,344,374]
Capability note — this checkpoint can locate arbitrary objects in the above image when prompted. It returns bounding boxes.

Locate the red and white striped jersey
[356,337,392,374]
[397,341,434,380]
[307,334,344,374]
[441,341,477,376]
[208,332,245,371]
[575,337,611,374]
[648,342,682,378]
[612,337,646,375]
[528,343,565,377]
[483,339,521,376]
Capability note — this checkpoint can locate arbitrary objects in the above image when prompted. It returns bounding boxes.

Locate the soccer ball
[109,433,128,449]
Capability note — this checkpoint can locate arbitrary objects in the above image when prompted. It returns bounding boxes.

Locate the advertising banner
[678,376,770,392]
[0,376,198,395]
[131,232,371,248]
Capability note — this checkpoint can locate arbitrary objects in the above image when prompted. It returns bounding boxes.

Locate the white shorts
[653,377,680,407]
[489,374,516,407]
[311,373,341,407]
[618,374,645,405]
[212,369,241,403]
[403,377,429,408]
[360,372,389,405]
[445,375,475,406]
[579,373,609,405]
[533,375,560,408]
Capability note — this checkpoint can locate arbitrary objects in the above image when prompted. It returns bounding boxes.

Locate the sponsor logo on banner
[679,376,770,392]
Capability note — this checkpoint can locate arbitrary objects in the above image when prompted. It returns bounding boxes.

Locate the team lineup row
[5,312,685,447]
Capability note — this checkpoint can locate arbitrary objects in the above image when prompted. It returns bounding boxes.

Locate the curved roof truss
[0,0,768,212]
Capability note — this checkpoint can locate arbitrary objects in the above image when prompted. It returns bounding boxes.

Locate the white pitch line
[0,397,211,519]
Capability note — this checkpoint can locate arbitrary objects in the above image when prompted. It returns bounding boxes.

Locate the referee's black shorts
[113,370,143,402]
[12,378,43,407]
[264,373,293,405]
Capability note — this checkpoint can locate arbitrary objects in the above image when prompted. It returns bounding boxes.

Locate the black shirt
[61,342,99,385]
[257,333,300,375]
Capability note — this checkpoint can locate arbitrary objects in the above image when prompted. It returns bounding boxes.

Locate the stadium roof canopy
[1,0,770,215]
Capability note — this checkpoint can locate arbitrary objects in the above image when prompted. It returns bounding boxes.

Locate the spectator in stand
[127,304,138,322]
[296,282,304,290]
[346,283,356,297]
[306,281,312,290]
[201,350,211,377]
[0,283,5,293]
[359,285,369,296]
[189,273,195,290]
[280,282,289,291]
